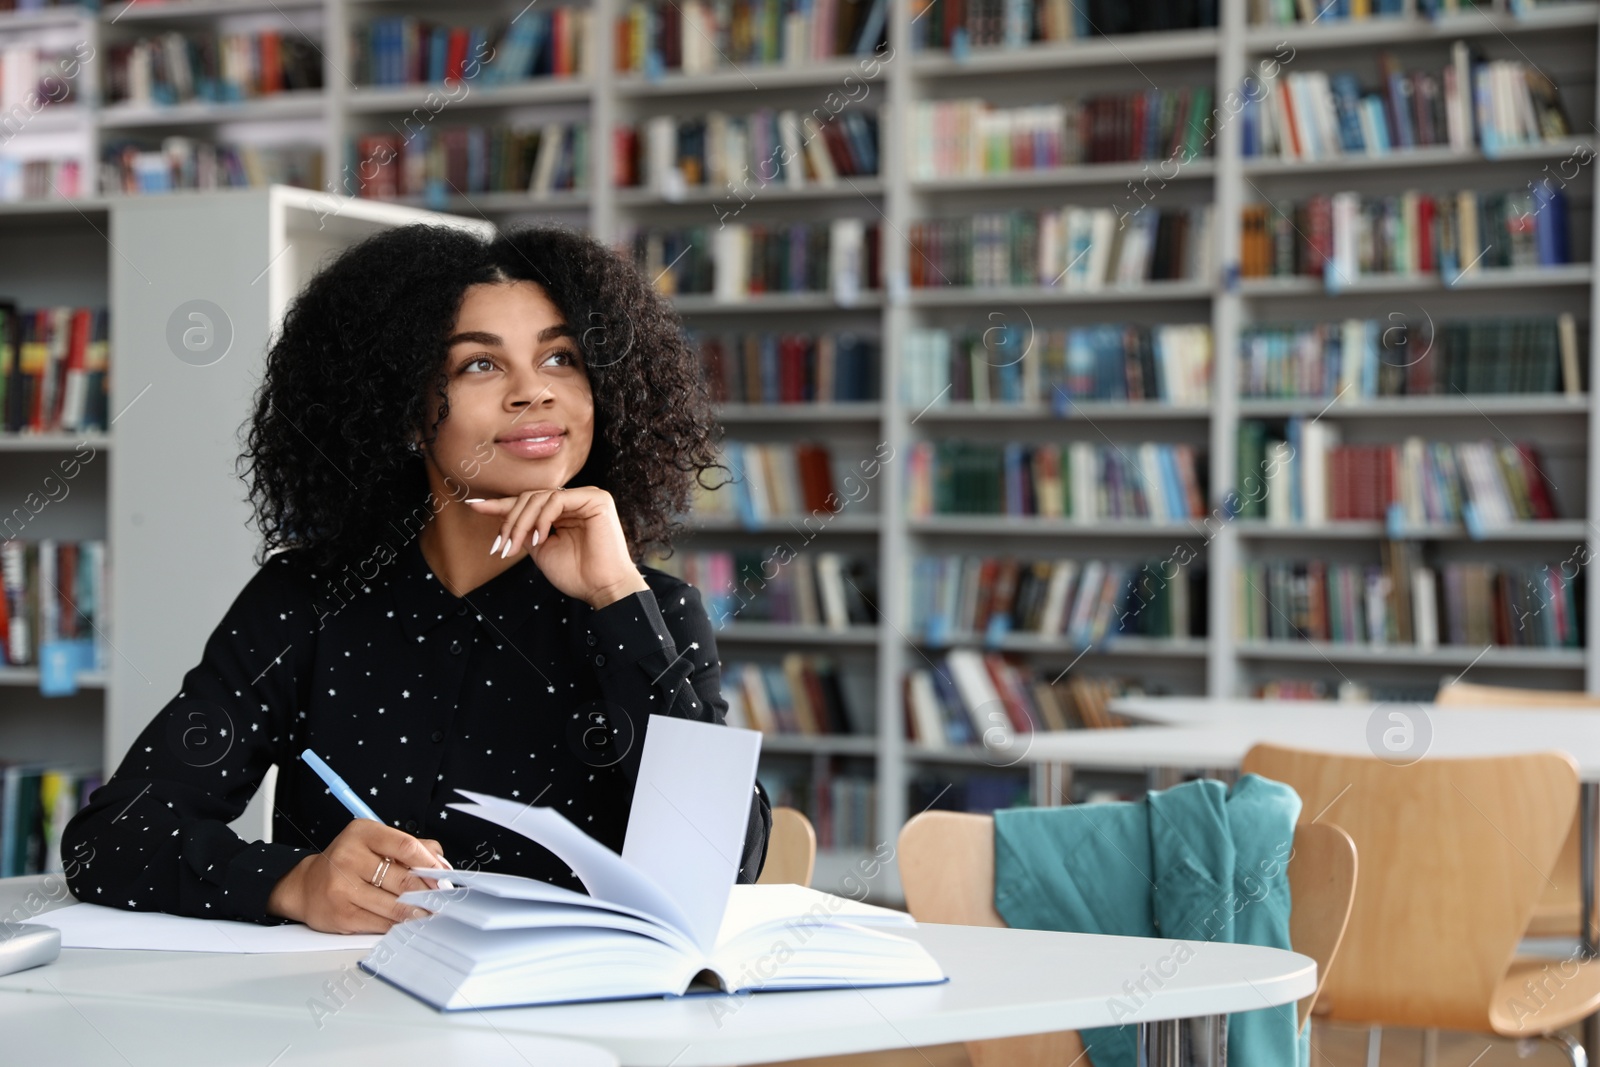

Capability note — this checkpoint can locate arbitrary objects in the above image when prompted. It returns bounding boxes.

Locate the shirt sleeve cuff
[223,841,312,925]
[584,589,678,667]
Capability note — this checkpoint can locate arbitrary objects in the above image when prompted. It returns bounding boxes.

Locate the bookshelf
[0,187,491,866]
[644,0,1600,902]
[2,0,1599,903]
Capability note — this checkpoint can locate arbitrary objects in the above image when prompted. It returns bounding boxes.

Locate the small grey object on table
[0,923,59,977]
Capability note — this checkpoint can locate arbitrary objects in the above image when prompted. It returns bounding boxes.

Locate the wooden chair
[756,806,816,887]
[1435,680,1598,940]
[1241,743,1600,1065]
[896,809,1357,1067]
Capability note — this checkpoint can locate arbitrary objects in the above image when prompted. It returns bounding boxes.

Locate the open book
[357,715,946,1011]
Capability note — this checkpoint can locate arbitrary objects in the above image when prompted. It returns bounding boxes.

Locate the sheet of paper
[31,902,381,952]
[446,788,696,940]
[622,713,763,953]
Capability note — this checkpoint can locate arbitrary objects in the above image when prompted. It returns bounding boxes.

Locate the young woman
[60,224,770,934]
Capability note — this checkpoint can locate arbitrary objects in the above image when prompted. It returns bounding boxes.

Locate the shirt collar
[388,534,555,641]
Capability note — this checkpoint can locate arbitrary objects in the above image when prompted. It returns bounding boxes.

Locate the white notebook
[358,714,945,1011]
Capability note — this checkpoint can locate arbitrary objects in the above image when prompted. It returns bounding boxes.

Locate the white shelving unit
[2,0,1598,903]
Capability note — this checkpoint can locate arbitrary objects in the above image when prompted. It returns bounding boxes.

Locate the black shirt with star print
[59,535,771,924]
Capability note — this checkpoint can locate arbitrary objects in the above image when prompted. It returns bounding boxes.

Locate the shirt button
[404,819,419,833]
[431,730,444,743]
[449,639,463,655]
[594,653,606,667]
[586,634,596,646]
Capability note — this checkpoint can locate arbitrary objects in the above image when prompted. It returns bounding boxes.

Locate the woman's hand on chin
[464,487,650,609]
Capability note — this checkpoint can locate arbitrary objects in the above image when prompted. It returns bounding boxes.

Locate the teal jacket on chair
[993,774,1307,1067]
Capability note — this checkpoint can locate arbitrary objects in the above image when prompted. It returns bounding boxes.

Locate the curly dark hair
[239,223,724,573]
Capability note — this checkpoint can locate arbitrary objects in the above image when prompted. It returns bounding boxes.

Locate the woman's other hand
[466,486,650,609]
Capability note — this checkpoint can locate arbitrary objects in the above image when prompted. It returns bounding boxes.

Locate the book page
[622,714,763,953]
[714,883,915,946]
[446,789,696,940]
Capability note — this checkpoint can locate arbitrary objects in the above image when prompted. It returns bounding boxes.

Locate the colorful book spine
[617,0,886,74]
[354,12,588,86]
[909,206,1214,288]
[344,122,588,201]
[1240,186,1569,281]
[0,762,102,878]
[723,654,869,736]
[906,440,1206,521]
[910,0,1217,51]
[0,540,108,671]
[106,31,323,106]
[618,109,878,192]
[905,323,1211,408]
[697,330,880,403]
[688,441,846,521]
[1238,552,1578,651]
[760,763,877,849]
[0,305,109,434]
[1237,422,1558,527]
[1238,315,1579,399]
[623,220,881,297]
[911,90,1215,177]
[0,158,82,203]
[1251,0,1405,25]
[646,548,877,630]
[906,660,1144,747]
[911,552,1200,646]
[1244,49,1570,160]
[101,140,322,195]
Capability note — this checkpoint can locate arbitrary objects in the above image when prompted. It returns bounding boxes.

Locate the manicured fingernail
[501,539,512,559]
[435,853,453,869]
[490,535,501,555]
[465,498,485,503]
[531,530,539,547]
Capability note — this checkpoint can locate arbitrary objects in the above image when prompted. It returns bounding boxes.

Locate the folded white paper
[33,902,381,952]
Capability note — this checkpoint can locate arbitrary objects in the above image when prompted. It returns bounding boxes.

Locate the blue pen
[300,748,454,890]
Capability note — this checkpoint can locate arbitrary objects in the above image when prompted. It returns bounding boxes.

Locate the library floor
[767,1021,1583,1065]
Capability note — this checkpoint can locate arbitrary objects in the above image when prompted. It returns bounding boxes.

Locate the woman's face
[427,280,595,496]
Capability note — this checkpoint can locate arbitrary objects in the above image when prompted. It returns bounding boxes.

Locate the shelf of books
[882,0,1228,889]
[0,0,597,225]
[634,0,1600,900]
[3,0,1599,901]
[0,186,489,883]
[1221,0,1600,708]
[0,181,112,883]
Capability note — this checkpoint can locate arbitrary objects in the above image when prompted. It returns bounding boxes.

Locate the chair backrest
[898,811,1078,1067]
[1435,681,1600,709]
[1240,744,1577,1032]
[898,811,1003,926]
[1283,820,1357,1028]
[897,808,1358,1029]
[1435,681,1594,944]
[756,806,816,887]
